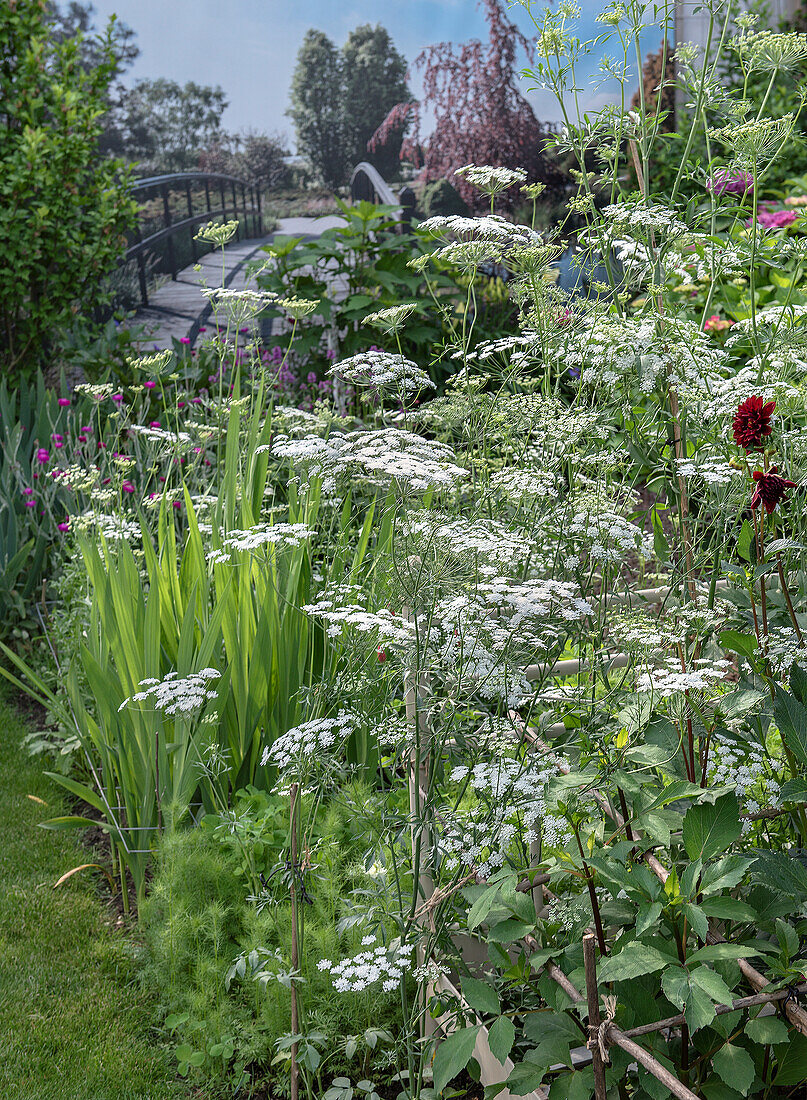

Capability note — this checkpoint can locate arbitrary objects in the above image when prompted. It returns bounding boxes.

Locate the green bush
[0,0,136,377]
[140,786,402,1093]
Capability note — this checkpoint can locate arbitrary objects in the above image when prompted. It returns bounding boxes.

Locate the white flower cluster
[128,424,192,447]
[208,522,314,563]
[490,467,561,502]
[403,512,534,570]
[260,711,355,773]
[761,627,807,678]
[330,350,434,394]
[636,658,732,697]
[339,428,467,492]
[601,201,689,238]
[318,940,409,993]
[454,164,528,195]
[302,598,416,648]
[566,506,654,566]
[708,732,779,820]
[676,455,742,486]
[479,577,592,624]
[418,213,538,247]
[118,668,220,716]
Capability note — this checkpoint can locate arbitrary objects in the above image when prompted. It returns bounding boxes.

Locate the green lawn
[0,689,202,1100]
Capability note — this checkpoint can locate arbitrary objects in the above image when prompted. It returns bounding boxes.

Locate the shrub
[419,179,470,219]
[0,0,136,377]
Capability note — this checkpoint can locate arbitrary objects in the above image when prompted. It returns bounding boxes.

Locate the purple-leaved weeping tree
[368,0,564,212]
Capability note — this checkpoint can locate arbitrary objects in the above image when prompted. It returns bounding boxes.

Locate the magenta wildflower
[58,397,71,407]
[36,448,49,463]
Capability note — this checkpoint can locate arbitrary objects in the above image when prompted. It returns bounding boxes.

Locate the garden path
[129,214,346,351]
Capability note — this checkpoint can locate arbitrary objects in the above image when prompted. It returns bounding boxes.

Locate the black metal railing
[124,171,264,307]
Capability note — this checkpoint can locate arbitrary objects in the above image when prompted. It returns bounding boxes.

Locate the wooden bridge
[124,164,414,350]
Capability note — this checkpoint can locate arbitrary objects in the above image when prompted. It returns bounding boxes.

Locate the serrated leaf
[690,965,733,1005]
[683,902,709,940]
[462,978,500,1018]
[745,1015,790,1046]
[432,1026,480,1094]
[700,855,752,895]
[688,944,759,964]
[488,1015,515,1065]
[598,941,673,983]
[662,966,716,1034]
[753,851,807,899]
[713,1043,755,1096]
[779,778,807,804]
[506,1061,546,1096]
[774,687,807,766]
[635,901,662,936]
[467,885,499,931]
[682,792,742,861]
[487,918,533,943]
[776,918,799,960]
[774,1033,807,1084]
[700,896,758,922]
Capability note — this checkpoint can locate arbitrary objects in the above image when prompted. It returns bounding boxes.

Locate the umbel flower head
[733,394,775,451]
[751,467,797,514]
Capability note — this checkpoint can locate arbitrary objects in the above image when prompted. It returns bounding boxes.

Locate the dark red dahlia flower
[733,395,776,451]
[751,467,797,514]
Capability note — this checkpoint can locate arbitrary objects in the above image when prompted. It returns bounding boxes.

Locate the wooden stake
[582,933,608,1100]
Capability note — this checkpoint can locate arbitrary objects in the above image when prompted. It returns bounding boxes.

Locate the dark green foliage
[0,0,137,376]
[341,25,410,180]
[140,787,402,1092]
[419,179,471,219]
[288,30,349,190]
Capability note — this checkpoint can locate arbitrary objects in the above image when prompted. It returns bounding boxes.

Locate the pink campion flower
[81,425,92,432]
[180,337,191,345]
[22,487,33,496]
[199,326,207,333]
[149,421,161,428]
[36,448,49,463]
[78,434,88,443]
[58,398,71,407]
[177,401,186,408]
[25,500,36,508]
[112,394,124,403]
[708,169,754,197]
[756,209,797,229]
[57,520,70,532]
[172,500,182,509]
[97,441,106,449]
[121,481,135,494]
[144,380,157,390]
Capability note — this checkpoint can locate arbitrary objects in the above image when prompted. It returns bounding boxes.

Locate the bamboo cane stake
[582,933,608,1100]
[607,1027,700,1100]
[289,781,300,1100]
[621,984,807,1040]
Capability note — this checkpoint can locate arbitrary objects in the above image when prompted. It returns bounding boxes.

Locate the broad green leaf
[487,1015,515,1065]
[548,1067,594,1100]
[719,630,757,657]
[753,851,807,899]
[745,1015,790,1046]
[432,1026,480,1094]
[713,1043,756,1096]
[682,792,742,861]
[700,855,752,895]
[774,1033,807,1085]
[635,901,662,936]
[700,896,758,922]
[598,941,674,983]
[487,918,533,943]
[662,967,716,1033]
[688,944,759,964]
[506,1061,546,1096]
[776,918,799,960]
[462,978,500,1017]
[682,902,709,940]
[779,778,807,804]
[737,520,754,563]
[774,687,807,766]
[690,965,733,1005]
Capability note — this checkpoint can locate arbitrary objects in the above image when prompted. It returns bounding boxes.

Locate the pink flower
[78,434,88,443]
[112,394,124,403]
[757,209,797,229]
[199,326,207,333]
[36,448,49,463]
[144,380,157,390]
[25,500,35,508]
[180,337,191,345]
[98,441,106,449]
[177,401,186,408]
[57,520,70,533]
[149,421,161,428]
[704,314,733,334]
[58,398,71,407]
[22,487,33,496]
[81,426,92,433]
[122,480,135,494]
[172,500,182,509]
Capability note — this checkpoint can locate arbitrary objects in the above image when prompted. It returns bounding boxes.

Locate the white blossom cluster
[676,455,742,486]
[260,712,356,773]
[636,657,732,697]
[338,428,467,492]
[760,627,807,678]
[708,731,780,820]
[208,523,314,563]
[700,364,796,425]
[601,201,690,238]
[418,214,533,244]
[402,512,534,570]
[490,467,561,502]
[442,756,569,876]
[565,506,654,566]
[478,577,592,624]
[318,940,409,993]
[302,598,417,648]
[330,351,434,394]
[128,424,192,447]
[72,512,142,543]
[454,164,528,194]
[118,668,220,717]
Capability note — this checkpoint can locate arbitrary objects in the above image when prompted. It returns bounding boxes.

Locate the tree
[341,24,410,179]
[113,78,229,174]
[198,130,290,188]
[287,29,347,189]
[0,0,136,375]
[370,0,563,211]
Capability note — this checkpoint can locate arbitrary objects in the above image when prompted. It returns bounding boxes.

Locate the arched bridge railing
[350,162,416,231]
[125,172,264,308]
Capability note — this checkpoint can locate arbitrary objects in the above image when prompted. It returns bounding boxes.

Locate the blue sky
[87,0,665,148]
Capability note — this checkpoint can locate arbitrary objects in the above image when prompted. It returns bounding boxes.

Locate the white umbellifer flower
[49,464,99,493]
[361,303,417,334]
[125,349,173,374]
[402,511,534,570]
[200,287,276,324]
[454,164,528,196]
[676,455,742,486]
[128,424,192,447]
[565,505,654,566]
[636,658,732,697]
[318,940,410,993]
[260,711,355,773]
[330,350,435,394]
[338,428,468,491]
[118,668,220,717]
[601,201,689,238]
[490,467,561,502]
[195,220,239,246]
[708,731,779,829]
[276,296,320,319]
[478,577,592,624]
[419,213,530,244]
[208,522,314,563]
[301,599,416,647]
